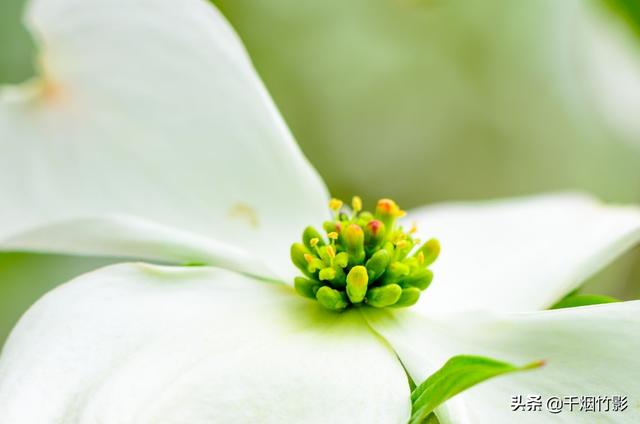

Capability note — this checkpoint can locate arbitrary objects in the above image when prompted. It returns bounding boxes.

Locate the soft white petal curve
[0,0,329,280]
[2,215,277,278]
[0,263,410,423]
[407,193,640,314]
[365,302,640,423]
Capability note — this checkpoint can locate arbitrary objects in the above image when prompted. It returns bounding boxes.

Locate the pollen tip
[395,239,408,248]
[366,219,382,234]
[376,198,396,214]
[329,198,343,211]
[352,196,362,213]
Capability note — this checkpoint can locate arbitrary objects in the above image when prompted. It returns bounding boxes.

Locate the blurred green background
[1,0,639,343]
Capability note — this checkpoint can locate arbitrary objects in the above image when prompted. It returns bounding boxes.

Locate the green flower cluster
[291,197,440,311]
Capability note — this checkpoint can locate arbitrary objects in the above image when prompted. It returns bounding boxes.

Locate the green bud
[290,243,313,277]
[402,256,419,269]
[364,219,386,249]
[402,268,433,290]
[375,199,404,230]
[322,220,340,234]
[302,226,325,250]
[344,224,365,265]
[319,267,336,281]
[381,261,410,285]
[318,245,335,263]
[316,286,348,311]
[365,249,390,282]
[294,277,321,299]
[334,252,349,268]
[330,266,347,288]
[344,224,364,245]
[356,211,374,226]
[383,241,395,255]
[307,257,324,273]
[393,288,421,307]
[416,238,440,266]
[346,266,369,303]
[367,284,402,307]
[392,238,414,260]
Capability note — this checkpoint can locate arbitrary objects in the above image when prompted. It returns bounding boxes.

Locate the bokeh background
[1,0,640,343]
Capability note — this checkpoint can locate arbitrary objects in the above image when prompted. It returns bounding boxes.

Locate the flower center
[291,197,439,311]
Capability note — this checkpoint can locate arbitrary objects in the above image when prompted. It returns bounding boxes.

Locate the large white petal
[0,263,409,423]
[365,302,640,423]
[3,215,277,278]
[408,193,640,314]
[0,0,329,279]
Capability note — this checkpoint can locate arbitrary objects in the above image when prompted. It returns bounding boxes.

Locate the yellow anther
[417,251,425,265]
[328,232,339,240]
[409,222,418,234]
[352,196,362,213]
[329,198,343,211]
[376,198,399,215]
[310,238,320,247]
[304,253,315,263]
[395,240,409,249]
[326,245,336,258]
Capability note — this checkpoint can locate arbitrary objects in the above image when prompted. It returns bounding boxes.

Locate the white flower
[1,0,640,422]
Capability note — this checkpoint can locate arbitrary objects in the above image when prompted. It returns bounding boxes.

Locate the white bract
[0,0,639,422]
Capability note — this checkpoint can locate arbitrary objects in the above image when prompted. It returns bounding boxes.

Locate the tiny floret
[291,196,440,311]
[329,198,343,211]
[351,196,363,213]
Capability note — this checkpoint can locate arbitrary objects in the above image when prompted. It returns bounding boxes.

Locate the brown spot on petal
[35,53,66,104]
[228,203,259,229]
[40,78,63,102]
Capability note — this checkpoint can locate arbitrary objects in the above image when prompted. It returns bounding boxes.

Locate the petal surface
[365,302,640,423]
[0,263,409,423]
[3,215,276,278]
[408,193,640,313]
[0,0,329,279]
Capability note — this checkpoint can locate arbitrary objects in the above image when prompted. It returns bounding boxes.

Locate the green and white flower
[1,0,640,422]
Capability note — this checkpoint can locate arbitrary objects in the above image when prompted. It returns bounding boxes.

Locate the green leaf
[603,0,640,40]
[409,355,543,424]
[550,293,619,309]
[419,413,440,424]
